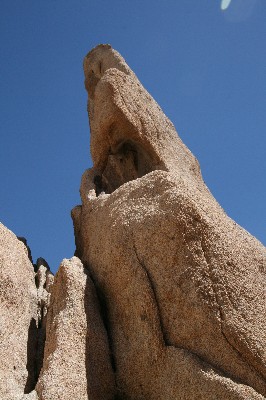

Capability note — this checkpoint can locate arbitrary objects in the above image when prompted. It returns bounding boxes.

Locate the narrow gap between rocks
[19,244,51,394]
[84,266,119,398]
[132,241,169,346]
[24,319,39,394]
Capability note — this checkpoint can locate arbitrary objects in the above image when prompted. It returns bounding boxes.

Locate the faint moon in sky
[221,0,232,10]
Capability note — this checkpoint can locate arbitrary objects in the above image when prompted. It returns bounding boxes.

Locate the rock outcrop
[72,44,266,399]
[0,224,38,399]
[36,256,115,400]
[0,225,54,400]
[0,44,265,399]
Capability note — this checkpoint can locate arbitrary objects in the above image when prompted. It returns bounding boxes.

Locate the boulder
[0,223,38,399]
[72,44,266,399]
[36,256,115,400]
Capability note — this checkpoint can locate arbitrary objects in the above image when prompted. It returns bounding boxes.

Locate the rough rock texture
[0,223,38,399]
[35,258,54,378]
[21,391,39,400]
[36,256,115,400]
[72,44,266,399]
[1,44,265,400]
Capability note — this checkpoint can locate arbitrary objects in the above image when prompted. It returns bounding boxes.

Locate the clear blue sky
[1,0,265,273]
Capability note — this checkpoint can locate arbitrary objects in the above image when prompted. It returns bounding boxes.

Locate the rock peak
[0,46,265,400]
[81,44,202,204]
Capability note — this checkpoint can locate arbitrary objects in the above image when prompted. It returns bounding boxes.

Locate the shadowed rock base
[36,257,115,400]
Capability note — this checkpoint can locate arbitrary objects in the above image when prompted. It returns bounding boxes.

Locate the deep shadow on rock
[24,318,39,394]
[36,257,115,400]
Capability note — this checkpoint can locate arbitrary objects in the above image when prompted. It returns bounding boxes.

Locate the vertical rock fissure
[83,263,118,392]
[24,257,53,394]
[131,240,168,346]
[24,319,39,394]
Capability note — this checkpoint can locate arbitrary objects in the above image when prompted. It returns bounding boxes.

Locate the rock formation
[0,225,53,400]
[35,258,54,380]
[36,257,115,400]
[0,44,265,399]
[72,44,266,399]
[0,224,37,399]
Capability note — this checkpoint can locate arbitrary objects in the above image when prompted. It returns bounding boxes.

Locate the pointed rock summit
[0,44,265,399]
[72,44,266,399]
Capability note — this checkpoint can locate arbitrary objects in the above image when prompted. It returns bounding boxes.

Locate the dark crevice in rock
[24,253,53,394]
[86,269,117,374]
[15,237,50,393]
[94,138,160,196]
[83,263,118,399]
[24,322,47,393]
[35,258,53,381]
[132,241,168,347]
[94,174,106,196]
[71,205,83,259]
[35,310,46,381]
[24,318,39,394]
[114,393,129,400]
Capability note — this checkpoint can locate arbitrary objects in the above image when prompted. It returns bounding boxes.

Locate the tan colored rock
[21,390,39,400]
[36,256,115,400]
[72,44,266,399]
[35,258,54,378]
[0,223,38,399]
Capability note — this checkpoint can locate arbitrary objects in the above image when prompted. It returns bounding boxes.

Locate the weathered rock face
[72,44,266,399]
[0,224,38,399]
[35,257,54,379]
[36,256,115,400]
[1,44,265,400]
